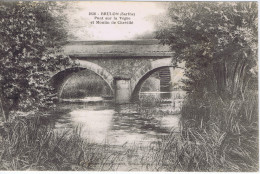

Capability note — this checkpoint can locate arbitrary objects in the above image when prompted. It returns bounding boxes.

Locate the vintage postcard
[0,1,258,172]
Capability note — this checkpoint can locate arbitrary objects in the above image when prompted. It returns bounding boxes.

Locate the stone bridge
[50,39,179,103]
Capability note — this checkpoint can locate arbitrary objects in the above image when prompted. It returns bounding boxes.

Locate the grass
[0,89,258,171]
[0,116,122,171]
[0,115,168,171]
[150,124,258,171]
[151,89,259,172]
[0,115,160,171]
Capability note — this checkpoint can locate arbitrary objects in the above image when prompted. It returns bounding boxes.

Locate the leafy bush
[156,2,258,171]
[0,2,75,120]
[61,70,112,99]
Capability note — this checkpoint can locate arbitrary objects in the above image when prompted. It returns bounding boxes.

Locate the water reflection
[53,101,180,146]
[70,109,114,143]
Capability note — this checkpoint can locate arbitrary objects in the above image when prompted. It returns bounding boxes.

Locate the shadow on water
[46,96,181,146]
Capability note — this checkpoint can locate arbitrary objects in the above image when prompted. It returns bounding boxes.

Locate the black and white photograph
[0,1,258,172]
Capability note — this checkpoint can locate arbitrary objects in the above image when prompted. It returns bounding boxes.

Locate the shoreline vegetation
[0,89,258,171]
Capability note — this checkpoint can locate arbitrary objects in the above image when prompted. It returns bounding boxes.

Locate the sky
[66,1,168,40]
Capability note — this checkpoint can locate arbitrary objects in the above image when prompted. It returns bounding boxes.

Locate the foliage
[156,2,257,103]
[0,117,119,170]
[156,1,258,125]
[147,91,258,171]
[0,2,75,118]
[156,2,258,171]
[61,70,112,99]
[151,115,258,171]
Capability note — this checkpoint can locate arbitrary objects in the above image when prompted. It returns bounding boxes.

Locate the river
[49,95,182,147]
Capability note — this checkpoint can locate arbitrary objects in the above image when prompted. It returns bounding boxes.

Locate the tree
[157,2,257,100]
[156,3,258,170]
[156,2,257,123]
[0,2,75,121]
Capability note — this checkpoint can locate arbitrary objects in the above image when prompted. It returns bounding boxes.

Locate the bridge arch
[50,60,114,99]
[130,58,175,101]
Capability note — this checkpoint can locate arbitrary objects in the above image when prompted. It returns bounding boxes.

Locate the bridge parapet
[63,39,173,58]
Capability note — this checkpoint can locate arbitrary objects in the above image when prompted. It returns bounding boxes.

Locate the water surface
[51,97,181,146]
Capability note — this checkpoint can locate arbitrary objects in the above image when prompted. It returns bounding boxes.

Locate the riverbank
[0,112,258,171]
[0,103,180,171]
[0,96,258,171]
[0,100,183,171]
